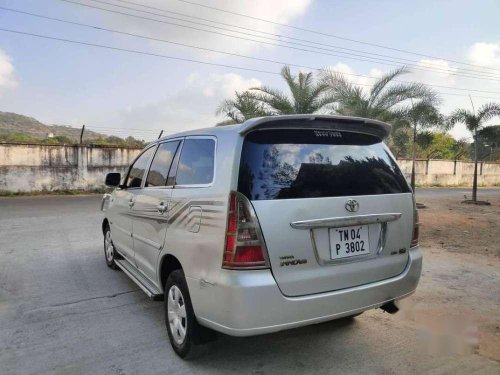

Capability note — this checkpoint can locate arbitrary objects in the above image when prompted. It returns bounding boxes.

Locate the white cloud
[0,49,18,94]
[468,42,500,68]
[115,72,261,133]
[97,0,312,57]
[410,59,457,88]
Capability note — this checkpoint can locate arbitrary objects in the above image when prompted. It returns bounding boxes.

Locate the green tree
[476,125,500,161]
[448,102,500,202]
[319,66,439,122]
[423,133,460,159]
[251,66,334,114]
[216,91,271,124]
[397,100,444,190]
[216,66,335,123]
[0,132,38,143]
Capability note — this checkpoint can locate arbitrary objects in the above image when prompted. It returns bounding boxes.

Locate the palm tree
[216,66,335,123]
[250,66,335,114]
[216,91,271,124]
[319,66,439,122]
[396,100,444,191]
[448,102,500,202]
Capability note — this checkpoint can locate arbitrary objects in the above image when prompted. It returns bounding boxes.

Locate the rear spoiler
[238,115,391,140]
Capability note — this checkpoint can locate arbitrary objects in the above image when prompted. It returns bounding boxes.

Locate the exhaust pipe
[380,301,399,314]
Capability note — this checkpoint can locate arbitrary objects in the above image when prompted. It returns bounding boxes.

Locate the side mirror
[105,172,121,187]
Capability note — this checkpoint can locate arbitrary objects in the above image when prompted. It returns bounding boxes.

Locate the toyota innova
[101,115,422,358]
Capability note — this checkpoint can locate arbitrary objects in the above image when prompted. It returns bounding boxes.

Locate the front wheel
[103,225,119,269]
[165,270,213,358]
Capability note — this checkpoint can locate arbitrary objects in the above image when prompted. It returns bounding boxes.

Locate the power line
[108,0,500,78]
[0,28,281,75]
[172,0,500,75]
[2,28,500,101]
[66,0,500,81]
[5,6,500,96]
[57,0,500,82]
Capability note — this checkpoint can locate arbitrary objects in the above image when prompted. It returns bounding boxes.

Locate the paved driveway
[0,193,498,374]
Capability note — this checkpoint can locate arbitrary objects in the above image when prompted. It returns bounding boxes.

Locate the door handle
[157,202,167,214]
[128,198,135,208]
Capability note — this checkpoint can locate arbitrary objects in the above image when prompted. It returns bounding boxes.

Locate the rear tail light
[411,196,419,247]
[223,192,269,269]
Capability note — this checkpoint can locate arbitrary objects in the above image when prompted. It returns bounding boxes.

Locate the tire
[164,269,214,359]
[103,224,119,270]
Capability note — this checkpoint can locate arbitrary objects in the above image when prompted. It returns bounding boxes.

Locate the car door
[131,140,181,283]
[109,145,156,263]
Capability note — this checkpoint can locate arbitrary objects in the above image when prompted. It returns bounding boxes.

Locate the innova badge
[345,199,359,213]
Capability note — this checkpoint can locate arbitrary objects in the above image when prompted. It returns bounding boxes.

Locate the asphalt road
[0,192,499,374]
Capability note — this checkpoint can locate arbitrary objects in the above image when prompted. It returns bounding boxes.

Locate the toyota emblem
[345,199,359,213]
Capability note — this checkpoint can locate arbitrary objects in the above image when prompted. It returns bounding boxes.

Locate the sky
[0,0,499,141]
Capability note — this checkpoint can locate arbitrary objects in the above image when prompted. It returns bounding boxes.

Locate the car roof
[156,114,391,143]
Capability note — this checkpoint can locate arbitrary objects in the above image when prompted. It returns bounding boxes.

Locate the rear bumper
[187,246,422,337]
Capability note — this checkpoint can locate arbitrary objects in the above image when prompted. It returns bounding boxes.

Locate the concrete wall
[0,143,141,192]
[398,159,500,186]
[1,144,499,192]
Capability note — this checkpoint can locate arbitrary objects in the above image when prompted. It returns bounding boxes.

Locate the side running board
[115,259,163,301]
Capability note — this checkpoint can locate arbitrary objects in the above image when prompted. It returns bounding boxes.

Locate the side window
[176,139,215,185]
[124,146,155,188]
[145,141,180,187]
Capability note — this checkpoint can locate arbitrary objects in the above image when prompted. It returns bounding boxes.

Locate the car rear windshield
[238,129,410,200]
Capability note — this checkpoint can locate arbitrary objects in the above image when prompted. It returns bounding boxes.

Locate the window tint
[176,139,215,185]
[125,146,155,188]
[145,141,180,187]
[238,129,410,200]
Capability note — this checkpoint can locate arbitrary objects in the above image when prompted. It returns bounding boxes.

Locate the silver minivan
[101,115,422,358]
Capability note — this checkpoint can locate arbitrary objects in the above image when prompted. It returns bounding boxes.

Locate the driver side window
[124,146,156,188]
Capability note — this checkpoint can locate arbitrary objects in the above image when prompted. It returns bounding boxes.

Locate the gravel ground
[0,191,499,374]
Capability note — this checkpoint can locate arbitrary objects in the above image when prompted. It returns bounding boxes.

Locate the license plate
[330,225,370,260]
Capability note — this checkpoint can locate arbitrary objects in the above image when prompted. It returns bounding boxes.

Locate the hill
[0,111,105,141]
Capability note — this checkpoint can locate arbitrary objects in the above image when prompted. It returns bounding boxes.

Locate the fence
[398,159,500,186]
[0,144,499,193]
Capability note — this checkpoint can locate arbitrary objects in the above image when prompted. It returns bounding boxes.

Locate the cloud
[115,72,261,134]
[95,0,313,57]
[409,59,457,88]
[467,42,500,68]
[0,49,18,94]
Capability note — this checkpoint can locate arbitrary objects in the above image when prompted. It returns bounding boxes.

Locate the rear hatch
[238,127,414,297]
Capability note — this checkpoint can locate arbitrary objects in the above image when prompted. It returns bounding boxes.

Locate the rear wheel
[165,270,213,358]
[103,225,119,269]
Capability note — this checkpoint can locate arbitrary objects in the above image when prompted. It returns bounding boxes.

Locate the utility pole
[80,125,85,145]
[469,95,478,202]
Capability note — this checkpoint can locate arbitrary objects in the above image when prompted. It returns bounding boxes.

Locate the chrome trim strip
[290,213,402,229]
